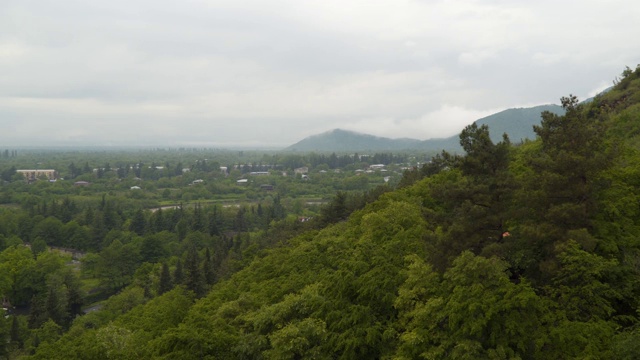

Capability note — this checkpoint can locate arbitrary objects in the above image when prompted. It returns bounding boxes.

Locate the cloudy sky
[1,0,637,148]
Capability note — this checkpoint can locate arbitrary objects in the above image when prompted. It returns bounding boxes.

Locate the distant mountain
[474,104,565,143]
[285,129,425,152]
[286,104,565,153]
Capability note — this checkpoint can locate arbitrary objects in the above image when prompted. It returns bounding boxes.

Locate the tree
[319,191,348,225]
[0,245,36,306]
[203,248,215,286]
[0,314,8,357]
[158,263,173,295]
[140,235,168,263]
[530,94,609,229]
[191,203,206,233]
[31,237,48,258]
[129,209,146,236]
[1,166,16,182]
[454,123,513,250]
[173,260,184,285]
[513,94,612,282]
[395,252,546,359]
[31,217,64,246]
[424,124,515,269]
[549,240,619,322]
[10,315,20,345]
[184,245,203,296]
[44,274,69,327]
[97,240,140,290]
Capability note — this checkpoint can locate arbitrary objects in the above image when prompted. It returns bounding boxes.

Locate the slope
[29,66,640,360]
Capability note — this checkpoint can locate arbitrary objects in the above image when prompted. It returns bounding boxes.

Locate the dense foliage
[3,66,640,359]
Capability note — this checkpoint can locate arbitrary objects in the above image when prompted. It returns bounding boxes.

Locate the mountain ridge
[286,104,565,152]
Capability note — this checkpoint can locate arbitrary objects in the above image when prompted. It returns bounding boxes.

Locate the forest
[2,65,640,359]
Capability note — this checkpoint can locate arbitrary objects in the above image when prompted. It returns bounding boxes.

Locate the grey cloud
[0,0,637,147]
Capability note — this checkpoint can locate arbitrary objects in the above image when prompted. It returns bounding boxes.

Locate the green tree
[31,217,64,246]
[203,247,215,286]
[173,259,184,285]
[31,237,48,258]
[513,94,612,282]
[439,123,514,258]
[97,240,140,290]
[44,274,69,327]
[0,314,8,357]
[530,95,609,229]
[184,245,203,296]
[0,245,36,306]
[158,263,173,295]
[129,209,146,236]
[140,234,168,263]
[395,252,546,359]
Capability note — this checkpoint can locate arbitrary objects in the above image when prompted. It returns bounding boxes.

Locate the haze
[1,0,636,148]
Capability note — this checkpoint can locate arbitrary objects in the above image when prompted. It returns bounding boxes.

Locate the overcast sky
[1,0,637,148]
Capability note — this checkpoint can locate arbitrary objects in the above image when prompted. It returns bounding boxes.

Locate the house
[131,186,141,190]
[73,181,90,186]
[260,184,274,191]
[294,167,308,175]
[192,179,204,184]
[17,169,58,182]
[237,179,249,184]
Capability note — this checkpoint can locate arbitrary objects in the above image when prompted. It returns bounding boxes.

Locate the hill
[285,128,424,152]
[474,104,564,143]
[286,104,565,152]
[27,65,640,359]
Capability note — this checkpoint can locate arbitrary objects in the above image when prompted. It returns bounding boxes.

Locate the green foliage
[158,263,173,295]
[14,70,640,359]
[395,252,545,359]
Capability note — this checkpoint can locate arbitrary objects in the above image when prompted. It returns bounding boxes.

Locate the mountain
[474,104,564,143]
[285,129,425,152]
[286,104,565,152]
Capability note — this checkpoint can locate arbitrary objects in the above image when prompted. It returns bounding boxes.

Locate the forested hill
[474,104,564,143]
[285,104,564,152]
[29,66,640,359]
[285,128,426,152]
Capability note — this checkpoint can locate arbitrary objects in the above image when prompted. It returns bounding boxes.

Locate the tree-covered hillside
[474,104,565,143]
[12,65,640,359]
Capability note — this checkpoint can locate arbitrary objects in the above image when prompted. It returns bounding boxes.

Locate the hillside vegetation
[22,66,640,359]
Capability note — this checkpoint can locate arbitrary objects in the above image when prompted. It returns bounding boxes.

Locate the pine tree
[191,203,206,232]
[45,276,68,327]
[530,94,608,229]
[173,260,184,285]
[129,209,146,236]
[208,209,220,236]
[184,245,203,296]
[203,248,215,286]
[159,263,173,295]
[10,315,21,347]
[28,296,45,329]
[151,207,165,233]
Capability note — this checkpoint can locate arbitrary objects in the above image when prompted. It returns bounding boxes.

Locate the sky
[0,0,637,148]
